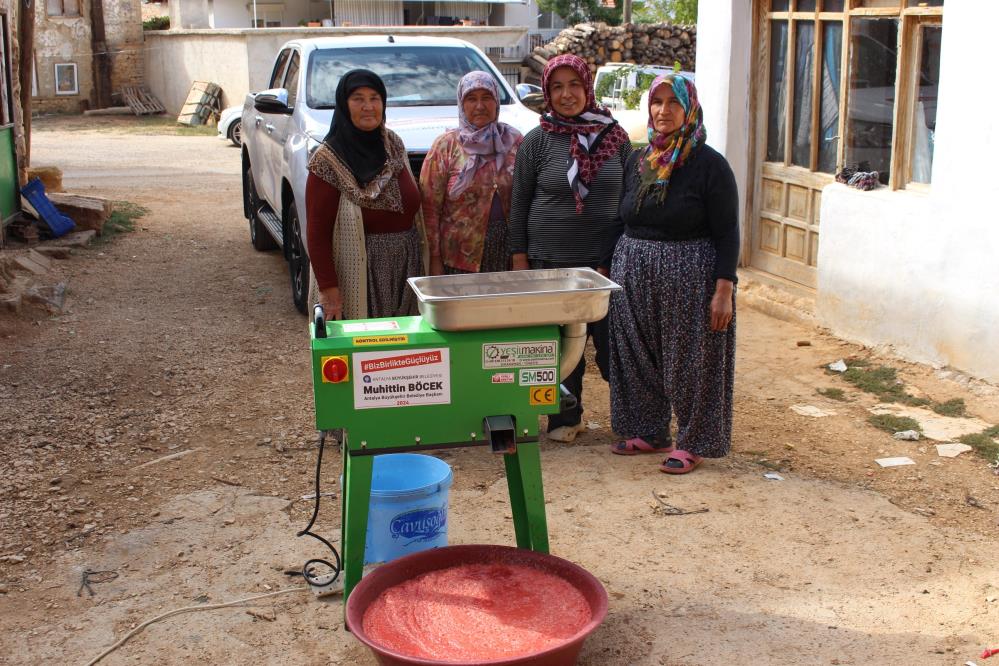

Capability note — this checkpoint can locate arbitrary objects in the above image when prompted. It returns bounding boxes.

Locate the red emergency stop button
[321,356,349,383]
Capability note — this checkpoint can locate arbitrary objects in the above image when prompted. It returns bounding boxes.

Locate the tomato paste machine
[309,268,621,602]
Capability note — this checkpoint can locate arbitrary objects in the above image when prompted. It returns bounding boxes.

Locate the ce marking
[529,385,557,406]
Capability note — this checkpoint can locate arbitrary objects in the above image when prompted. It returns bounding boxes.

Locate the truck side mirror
[254,88,292,115]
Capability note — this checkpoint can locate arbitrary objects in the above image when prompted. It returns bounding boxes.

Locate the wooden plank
[176,81,221,125]
[121,85,165,115]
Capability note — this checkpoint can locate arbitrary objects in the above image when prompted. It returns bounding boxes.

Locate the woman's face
[548,67,587,118]
[347,86,384,132]
[462,88,498,129]
[649,84,686,135]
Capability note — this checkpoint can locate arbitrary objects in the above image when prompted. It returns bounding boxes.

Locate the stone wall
[105,0,145,93]
[33,12,94,114]
[32,0,144,114]
[523,22,696,80]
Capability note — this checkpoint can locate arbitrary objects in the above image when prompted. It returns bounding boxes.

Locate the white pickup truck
[241,35,540,313]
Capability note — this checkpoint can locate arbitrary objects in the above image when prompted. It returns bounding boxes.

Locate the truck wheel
[286,201,310,314]
[246,167,277,252]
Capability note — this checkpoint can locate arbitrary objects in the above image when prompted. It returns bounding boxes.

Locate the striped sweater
[508,127,632,264]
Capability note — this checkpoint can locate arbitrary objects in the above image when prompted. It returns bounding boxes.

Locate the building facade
[697,0,999,383]
[168,0,563,59]
[33,0,145,113]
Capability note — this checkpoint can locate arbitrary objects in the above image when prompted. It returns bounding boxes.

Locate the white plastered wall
[693,1,752,254]
[698,1,999,383]
[816,1,999,383]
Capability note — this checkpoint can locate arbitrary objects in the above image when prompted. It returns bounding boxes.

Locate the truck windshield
[306,46,512,108]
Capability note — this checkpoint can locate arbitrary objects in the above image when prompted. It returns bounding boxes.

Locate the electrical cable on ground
[84,586,308,666]
[295,429,342,587]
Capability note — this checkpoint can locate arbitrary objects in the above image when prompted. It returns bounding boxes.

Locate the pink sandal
[610,437,675,456]
[659,450,703,474]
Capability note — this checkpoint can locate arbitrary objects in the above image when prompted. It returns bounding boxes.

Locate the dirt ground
[1,116,998,666]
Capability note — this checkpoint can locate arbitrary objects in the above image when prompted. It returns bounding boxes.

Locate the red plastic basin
[345,544,608,666]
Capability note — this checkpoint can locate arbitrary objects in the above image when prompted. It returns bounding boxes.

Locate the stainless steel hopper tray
[407,268,622,331]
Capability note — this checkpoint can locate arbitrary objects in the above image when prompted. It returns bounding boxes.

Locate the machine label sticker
[353,335,409,346]
[390,505,447,544]
[491,372,515,384]
[529,385,558,406]
[352,347,451,409]
[481,341,558,369]
[519,367,557,386]
[342,321,401,333]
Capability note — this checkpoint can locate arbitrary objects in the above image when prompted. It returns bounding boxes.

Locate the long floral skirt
[366,226,422,318]
[443,215,509,275]
[608,236,735,458]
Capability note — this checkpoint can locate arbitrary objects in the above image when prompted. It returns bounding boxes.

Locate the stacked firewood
[523,22,696,79]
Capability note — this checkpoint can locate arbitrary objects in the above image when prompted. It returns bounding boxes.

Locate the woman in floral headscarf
[508,54,632,443]
[420,71,523,275]
[603,73,739,474]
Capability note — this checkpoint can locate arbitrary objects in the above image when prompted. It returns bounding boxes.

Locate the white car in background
[217,105,243,146]
[241,35,540,313]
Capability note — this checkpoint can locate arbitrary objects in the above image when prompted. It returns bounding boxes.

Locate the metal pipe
[559,323,586,378]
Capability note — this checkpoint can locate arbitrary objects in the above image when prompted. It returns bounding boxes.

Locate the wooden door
[751,1,846,289]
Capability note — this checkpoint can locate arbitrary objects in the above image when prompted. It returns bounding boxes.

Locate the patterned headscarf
[450,71,522,198]
[540,54,630,214]
[637,73,706,206]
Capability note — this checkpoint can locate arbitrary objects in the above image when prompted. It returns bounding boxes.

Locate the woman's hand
[710,279,734,332]
[511,253,529,271]
[319,286,343,321]
[429,257,445,276]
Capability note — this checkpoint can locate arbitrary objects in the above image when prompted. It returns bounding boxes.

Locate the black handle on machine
[559,384,578,412]
[313,304,326,338]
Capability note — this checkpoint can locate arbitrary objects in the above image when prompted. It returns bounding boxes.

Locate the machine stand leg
[504,442,549,553]
[341,451,373,604]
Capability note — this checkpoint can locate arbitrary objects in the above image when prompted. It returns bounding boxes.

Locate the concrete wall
[144,26,527,113]
[144,32,252,112]
[212,0,250,28]
[170,0,212,29]
[816,2,999,383]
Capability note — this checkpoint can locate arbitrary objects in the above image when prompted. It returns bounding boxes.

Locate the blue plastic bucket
[360,454,453,565]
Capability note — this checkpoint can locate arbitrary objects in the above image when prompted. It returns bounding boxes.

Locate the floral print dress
[419,129,523,273]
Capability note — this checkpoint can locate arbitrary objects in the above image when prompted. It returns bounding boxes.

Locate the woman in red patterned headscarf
[508,54,632,443]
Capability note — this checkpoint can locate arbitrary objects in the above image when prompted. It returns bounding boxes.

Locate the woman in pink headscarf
[420,71,523,275]
[508,54,632,443]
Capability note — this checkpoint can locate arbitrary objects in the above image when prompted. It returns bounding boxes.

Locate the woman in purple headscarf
[420,71,523,275]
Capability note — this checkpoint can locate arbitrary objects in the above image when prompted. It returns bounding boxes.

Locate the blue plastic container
[359,453,453,565]
[21,178,75,238]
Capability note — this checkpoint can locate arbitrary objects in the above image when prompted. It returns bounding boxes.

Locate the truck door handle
[255,115,263,127]
[265,123,275,133]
